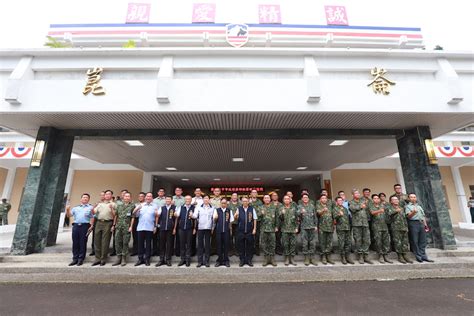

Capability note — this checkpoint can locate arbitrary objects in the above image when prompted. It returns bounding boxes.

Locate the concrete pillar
[57,168,75,233]
[1,167,16,201]
[395,166,406,192]
[451,166,471,223]
[11,127,74,255]
[396,126,456,249]
[141,172,153,193]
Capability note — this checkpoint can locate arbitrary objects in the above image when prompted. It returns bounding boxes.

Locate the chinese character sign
[367,67,396,95]
[325,5,348,25]
[258,4,282,24]
[126,3,151,23]
[192,3,216,23]
[83,67,105,96]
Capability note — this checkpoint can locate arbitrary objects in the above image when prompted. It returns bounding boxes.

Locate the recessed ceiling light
[284,177,292,181]
[166,167,177,171]
[124,140,144,146]
[232,157,244,162]
[181,178,189,181]
[213,178,221,181]
[330,140,349,146]
[296,166,307,170]
[253,178,261,181]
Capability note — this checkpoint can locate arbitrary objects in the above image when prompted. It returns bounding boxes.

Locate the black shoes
[248,261,254,267]
[215,262,221,267]
[89,252,95,256]
[100,261,106,266]
[91,261,101,266]
[77,260,84,266]
[205,262,210,267]
[135,261,144,266]
[239,261,244,267]
[197,263,203,268]
[145,260,150,266]
[156,261,165,267]
[178,260,185,267]
[423,258,435,263]
[186,261,191,267]
[166,261,172,267]
[416,258,423,263]
[68,260,78,266]
[225,262,230,267]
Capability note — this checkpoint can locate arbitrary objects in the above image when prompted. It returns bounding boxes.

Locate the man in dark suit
[234,197,257,267]
[156,196,177,267]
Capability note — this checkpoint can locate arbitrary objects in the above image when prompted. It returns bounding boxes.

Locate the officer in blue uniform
[67,193,94,266]
[234,197,257,267]
[213,198,234,267]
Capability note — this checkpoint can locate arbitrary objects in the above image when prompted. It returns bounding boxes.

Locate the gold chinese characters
[83,67,105,95]
[367,67,395,95]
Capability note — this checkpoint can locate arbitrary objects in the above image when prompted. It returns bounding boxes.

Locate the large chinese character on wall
[126,3,151,24]
[192,3,216,23]
[324,5,348,26]
[258,4,282,24]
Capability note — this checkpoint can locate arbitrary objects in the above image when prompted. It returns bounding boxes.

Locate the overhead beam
[64,128,404,140]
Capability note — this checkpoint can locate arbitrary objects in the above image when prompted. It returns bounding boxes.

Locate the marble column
[11,127,74,255]
[396,126,456,250]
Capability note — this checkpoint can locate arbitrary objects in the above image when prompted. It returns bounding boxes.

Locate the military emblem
[226,23,249,48]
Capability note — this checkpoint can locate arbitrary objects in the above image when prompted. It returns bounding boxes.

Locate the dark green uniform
[349,199,370,256]
[298,203,317,255]
[389,193,409,209]
[0,202,11,225]
[316,202,334,255]
[279,204,298,256]
[272,201,283,255]
[333,204,352,255]
[249,198,263,255]
[114,202,134,259]
[258,204,279,256]
[369,202,390,255]
[387,205,410,254]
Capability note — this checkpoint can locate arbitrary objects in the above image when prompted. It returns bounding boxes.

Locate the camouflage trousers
[115,226,131,257]
[301,229,316,255]
[336,229,352,254]
[373,229,391,255]
[319,231,333,254]
[392,229,409,254]
[260,231,276,256]
[352,226,370,255]
[282,232,296,256]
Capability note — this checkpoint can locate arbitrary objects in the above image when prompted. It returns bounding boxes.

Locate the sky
[0,0,473,51]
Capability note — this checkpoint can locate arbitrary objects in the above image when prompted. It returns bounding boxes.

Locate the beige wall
[69,170,143,207]
[331,169,398,198]
[460,166,474,201]
[8,167,28,225]
[0,167,7,198]
[439,166,462,224]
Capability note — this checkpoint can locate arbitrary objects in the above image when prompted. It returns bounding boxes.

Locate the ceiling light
[253,178,261,181]
[296,166,307,170]
[330,140,348,146]
[232,157,244,162]
[284,177,292,181]
[124,140,144,146]
[166,167,177,171]
[181,178,189,181]
[213,178,221,181]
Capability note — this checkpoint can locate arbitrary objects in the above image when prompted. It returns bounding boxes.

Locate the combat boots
[321,254,327,265]
[345,253,355,264]
[363,254,374,264]
[379,254,385,264]
[262,256,269,267]
[341,254,347,265]
[289,256,297,266]
[383,254,393,264]
[397,253,407,264]
[402,253,414,263]
[284,256,290,266]
[309,256,318,266]
[304,255,310,266]
[121,255,127,266]
[358,254,364,264]
[326,254,335,265]
[112,255,122,266]
[271,256,277,266]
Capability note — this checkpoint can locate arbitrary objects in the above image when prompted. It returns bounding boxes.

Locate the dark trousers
[131,217,139,254]
[408,220,428,260]
[470,208,474,224]
[138,230,153,262]
[197,229,211,264]
[254,221,261,255]
[238,232,254,263]
[159,230,173,262]
[72,223,90,261]
[174,231,180,256]
[152,229,159,256]
[90,223,96,253]
[216,231,230,264]
[231,223,239,255]
[179,229,193,261]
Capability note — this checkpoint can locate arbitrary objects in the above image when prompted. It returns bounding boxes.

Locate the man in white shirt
[132,192,159,266]
[192,195,214,267]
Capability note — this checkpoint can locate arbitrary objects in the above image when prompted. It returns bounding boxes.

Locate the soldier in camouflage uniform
[228,193,241,256]
[249,189,263,256]
[387,196,413,264]
[316,195,335,265]
[279,195,298,266]
[369,194,393,264]
[271,192,284,255]
[258,195,279,266]
[112,192,135,266]
[333,196,354,264]
[297,189,315,206]
[349,189,373,264]
[390,184,409,209]
[298,194,318,266]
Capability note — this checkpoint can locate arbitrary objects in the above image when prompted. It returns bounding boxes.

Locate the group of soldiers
[67,184,434,267]
[0,198,11,225]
